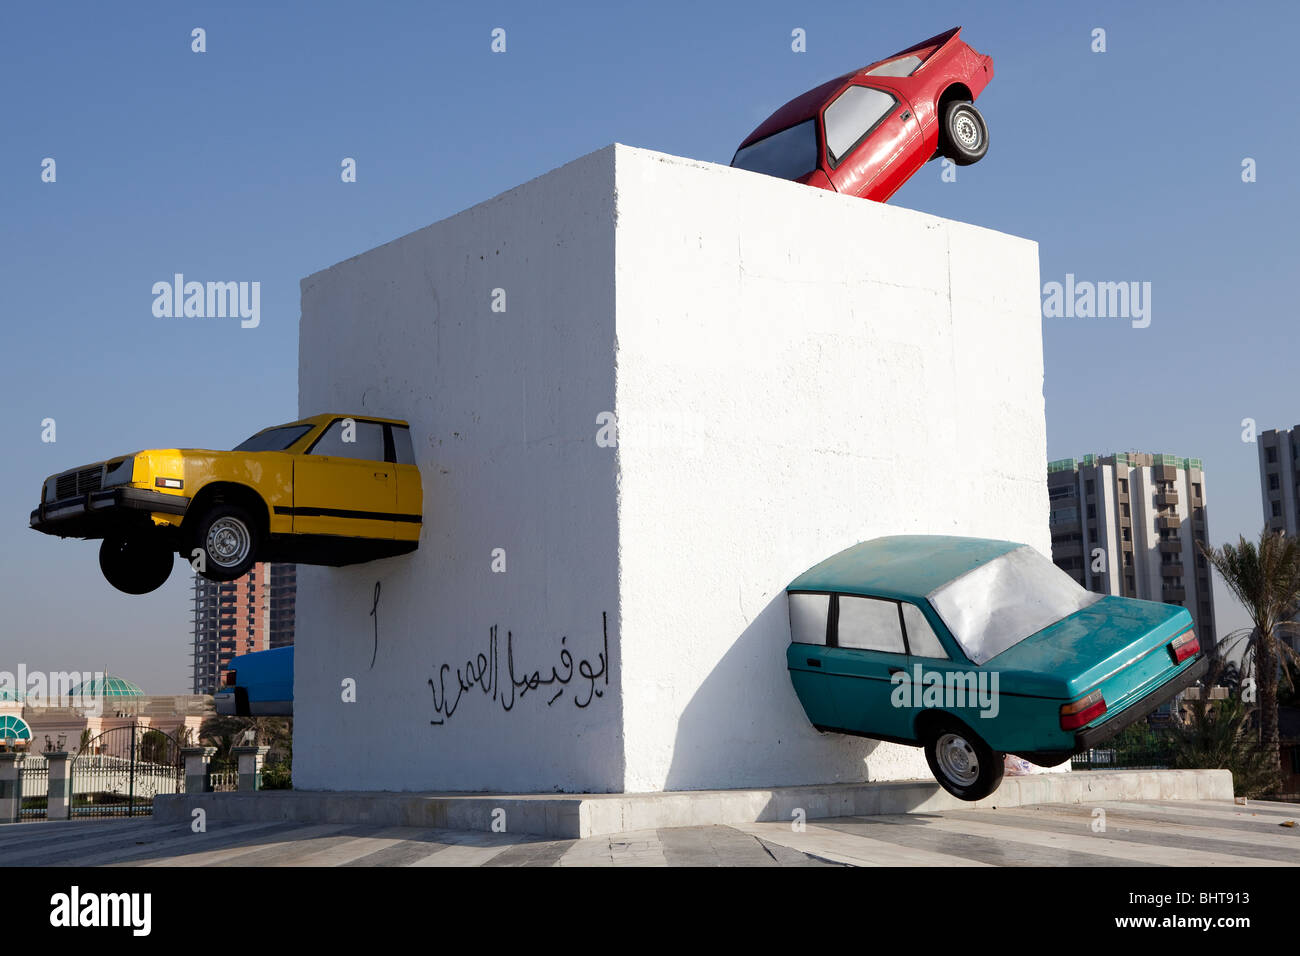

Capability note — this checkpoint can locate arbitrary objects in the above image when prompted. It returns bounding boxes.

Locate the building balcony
[1163,585,1186,601]
[1156,515,1182,530]
[1052,542,1084,559]
[1161,563,1184,577]
[1159,538,1182,553]
[1155,490,1179,507]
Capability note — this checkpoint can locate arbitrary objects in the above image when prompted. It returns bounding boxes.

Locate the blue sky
[2,0,1295,692]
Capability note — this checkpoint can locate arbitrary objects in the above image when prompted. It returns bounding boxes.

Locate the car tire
[941,101,988,166]
[923,718,1004,801]
[189,503,260,581]
[99,534,174,595]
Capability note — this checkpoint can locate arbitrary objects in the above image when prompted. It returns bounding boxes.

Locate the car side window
[901,603,948,659]
[390,425,416,465]
[823,85,897,165]
[788,592,830,645]
[837,595,906,653]
[309,420,386,461]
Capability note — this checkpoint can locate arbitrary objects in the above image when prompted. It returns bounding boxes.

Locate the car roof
[788,535,1023,600]
[263,413,412,430]
[737,27,962,150]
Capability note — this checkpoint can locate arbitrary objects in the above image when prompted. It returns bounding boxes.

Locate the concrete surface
[149,770,1233,839]
[4,796,1295,867]
[295,143,1048,794]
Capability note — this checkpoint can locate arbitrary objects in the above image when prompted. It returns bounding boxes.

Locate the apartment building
[1048,453,1217,650]
[191,563,297,695]
[1258,426,1300,537]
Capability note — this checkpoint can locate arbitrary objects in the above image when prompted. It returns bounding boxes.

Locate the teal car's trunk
[990,596,1198,731]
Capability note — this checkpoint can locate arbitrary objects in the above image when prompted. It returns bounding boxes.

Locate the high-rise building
[267,563,297,649]
[1258,426,1300,537]
[191,562,297,695]
[1258,427,1300,658]
[1047,453,1217,650]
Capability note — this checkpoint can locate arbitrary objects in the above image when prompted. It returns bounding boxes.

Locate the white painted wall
[295,144,1049,794]
[295,148,625,792]
[612,147,1047,790]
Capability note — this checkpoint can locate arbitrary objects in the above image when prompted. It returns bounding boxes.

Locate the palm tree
[1199,528,1300,786]
[1170,693,1276,798]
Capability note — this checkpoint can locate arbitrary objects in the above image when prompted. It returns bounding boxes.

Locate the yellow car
[30,414,422,594]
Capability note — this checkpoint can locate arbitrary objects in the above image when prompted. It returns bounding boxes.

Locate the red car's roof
[737,26,962,150]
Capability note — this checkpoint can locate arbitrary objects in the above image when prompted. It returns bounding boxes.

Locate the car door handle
[373,472,389,480]
[900,111,911,121]
[806,658,822,668]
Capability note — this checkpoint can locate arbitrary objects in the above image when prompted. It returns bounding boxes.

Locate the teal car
[786,536,1207,800]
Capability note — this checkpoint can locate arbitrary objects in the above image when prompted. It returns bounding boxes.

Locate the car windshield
[232,424,313,452]
[731,118,818,181]
[927,546,1104,665]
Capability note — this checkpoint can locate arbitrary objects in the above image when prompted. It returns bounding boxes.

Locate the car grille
[55,466,103,499]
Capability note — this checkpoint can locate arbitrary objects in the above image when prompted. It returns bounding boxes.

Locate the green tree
[1170,693,1277,798]
[1200,529,1300,787]
[198,715,248,770]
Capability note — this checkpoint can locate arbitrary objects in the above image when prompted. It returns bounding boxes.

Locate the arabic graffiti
[427,612,610,726]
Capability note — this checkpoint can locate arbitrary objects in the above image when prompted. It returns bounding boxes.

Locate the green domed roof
[0,715,31,740]
[69,675,144,698]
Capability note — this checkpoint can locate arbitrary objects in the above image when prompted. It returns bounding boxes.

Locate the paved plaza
[3,798,1296,866]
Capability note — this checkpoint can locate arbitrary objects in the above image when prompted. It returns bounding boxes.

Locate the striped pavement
[1,799,1295,866]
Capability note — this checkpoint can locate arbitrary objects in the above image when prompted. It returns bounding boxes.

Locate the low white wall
[294,144,1049,794]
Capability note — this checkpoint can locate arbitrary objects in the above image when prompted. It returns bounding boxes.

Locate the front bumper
[30,487,190,537]
[1074,654,1210,751]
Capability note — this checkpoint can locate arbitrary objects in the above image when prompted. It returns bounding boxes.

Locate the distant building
[1258,426,1300,537]
[1047,453,1217,650]
[191,563,296,695]
[1258,426,1300,656]
[0,674,212,753]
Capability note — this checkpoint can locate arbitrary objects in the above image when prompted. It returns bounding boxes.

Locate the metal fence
[19,755,48,821]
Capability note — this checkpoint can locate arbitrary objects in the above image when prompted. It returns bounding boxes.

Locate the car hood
[985,596,1193,696]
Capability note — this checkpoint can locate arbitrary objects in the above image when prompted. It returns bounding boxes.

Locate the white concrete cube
[294,144,1047,794]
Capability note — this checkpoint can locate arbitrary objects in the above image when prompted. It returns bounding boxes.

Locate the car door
[293,418,396,539]
[822,83,922,200]
[899,600,992,729]
[386,422,423,542]
[826,594,914,740]
[785,591,839,729]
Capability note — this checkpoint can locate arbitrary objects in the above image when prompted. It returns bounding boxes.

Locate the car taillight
[1060,690,1106,730]
[1169,629,1199,664]
[224,670,237,687]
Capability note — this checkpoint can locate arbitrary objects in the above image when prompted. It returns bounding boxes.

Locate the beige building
[1048,453,1217,650]
[0,675,211,754]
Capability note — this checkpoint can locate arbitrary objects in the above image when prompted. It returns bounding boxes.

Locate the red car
[731,27,993,201]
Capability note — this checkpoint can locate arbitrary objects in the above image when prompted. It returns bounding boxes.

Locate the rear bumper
[30,487,190,537]
[1074,655,1209,751]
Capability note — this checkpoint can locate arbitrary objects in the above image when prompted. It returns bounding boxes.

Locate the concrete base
[154,770,1233,839]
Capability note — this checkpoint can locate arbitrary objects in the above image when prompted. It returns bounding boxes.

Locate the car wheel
[190,504,259,581]
[99,534,174,595]
[941,101,988,166]
[923,719,1004,801]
